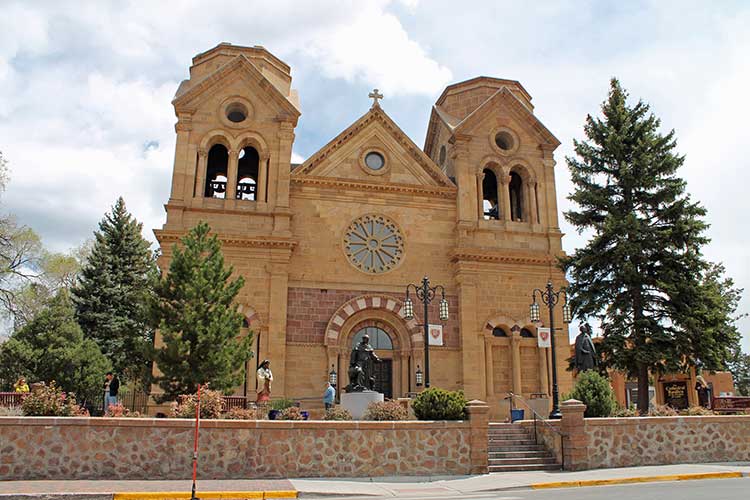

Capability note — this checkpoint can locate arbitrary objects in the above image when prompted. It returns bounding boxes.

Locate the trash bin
[510,409,525,422]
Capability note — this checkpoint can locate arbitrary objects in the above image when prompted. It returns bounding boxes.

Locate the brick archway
[236,304,261,328]
[323,294,422,347]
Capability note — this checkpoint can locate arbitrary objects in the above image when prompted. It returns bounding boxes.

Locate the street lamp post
[530,280,572,419]
[404,276,449,389]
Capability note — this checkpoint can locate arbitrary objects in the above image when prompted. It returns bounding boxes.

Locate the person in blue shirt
[323,382,336,410]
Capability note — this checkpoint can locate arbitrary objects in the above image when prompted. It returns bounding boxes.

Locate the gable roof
[172,54,300,120]
[294,105,454,188]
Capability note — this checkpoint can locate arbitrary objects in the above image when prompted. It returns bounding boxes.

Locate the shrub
[107,403,143,418]
[412,388,467,420]
[681,406,715,416]
[277,406,304,420]
[648,403,678,417]
[363,400,408,421]
[21,381,86,417]
[224,407,266,420]
[171,388,224,419]
[564,371,617,417]
[612,404,639,417]
[323,407,353,421]
[269,398,296,411]
[0,406,23,416]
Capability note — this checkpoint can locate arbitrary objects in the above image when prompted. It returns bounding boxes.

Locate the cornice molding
[291,176,457,199]
[154,229,296,250]
[450,247,555,266]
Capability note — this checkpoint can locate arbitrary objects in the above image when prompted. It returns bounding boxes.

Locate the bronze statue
[574,323,598,372]
[346,334,381,392]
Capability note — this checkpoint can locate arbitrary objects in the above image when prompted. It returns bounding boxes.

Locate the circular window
[439,145,446,166]
[495,131,514,151]
[364,151,385,170]
[344,214,404,274]
[226,102,248,123]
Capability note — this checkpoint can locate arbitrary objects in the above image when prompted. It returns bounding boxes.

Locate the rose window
[344,214,404,274]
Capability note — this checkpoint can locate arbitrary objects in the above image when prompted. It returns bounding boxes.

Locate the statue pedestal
[341,391,384,420]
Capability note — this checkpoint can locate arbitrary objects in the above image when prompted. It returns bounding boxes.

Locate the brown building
[155,43,573,419]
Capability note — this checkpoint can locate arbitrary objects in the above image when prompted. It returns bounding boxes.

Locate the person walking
[256,360,273,403]
[323,381,336,410]
[13,377,29,393]
[103,372,120,413]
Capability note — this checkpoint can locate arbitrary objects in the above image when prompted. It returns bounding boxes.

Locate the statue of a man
[256,359,273,403]
[346,334,381,392]
[574,323,598,372]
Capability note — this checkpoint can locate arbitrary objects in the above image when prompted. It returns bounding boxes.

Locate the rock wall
[0,417,474,480]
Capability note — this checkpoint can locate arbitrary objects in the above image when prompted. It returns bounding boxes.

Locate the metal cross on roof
[368,88,383,107]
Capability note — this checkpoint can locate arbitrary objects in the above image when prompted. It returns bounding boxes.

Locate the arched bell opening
[482,168,499,220]
[236,146,259,201]
[205,144,229,198]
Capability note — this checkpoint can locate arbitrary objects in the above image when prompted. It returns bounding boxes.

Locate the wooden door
[373,359,392,399]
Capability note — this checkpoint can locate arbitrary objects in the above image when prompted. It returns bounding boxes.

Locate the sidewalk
[0,463,748,499]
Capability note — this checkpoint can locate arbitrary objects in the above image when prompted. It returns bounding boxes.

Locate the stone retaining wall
[560,399,750,470]
[0,401,489,480]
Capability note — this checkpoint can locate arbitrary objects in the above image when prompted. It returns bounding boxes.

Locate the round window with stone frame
[226,102,248,123]
[365,151,385,170]
[490,127,520,155]
[343,214,405,274]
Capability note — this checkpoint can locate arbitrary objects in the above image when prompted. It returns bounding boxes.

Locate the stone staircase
[487,423,560,472]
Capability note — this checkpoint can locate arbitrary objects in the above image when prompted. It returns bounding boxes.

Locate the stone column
[500,173,512,222]
[456,271,482,399]
[276,121,295,208]
[466,399,489,474]
[560,399,588,471]
[476,171,485,219]
[450,135,475,224]
[169,114,192,203]
[510,330,522,396]
[484,337,494,400]
[257,154,269,203]
[527,180,538,224]
[226,148,239,200]
[266,262,289,397]
[194,148,207,199]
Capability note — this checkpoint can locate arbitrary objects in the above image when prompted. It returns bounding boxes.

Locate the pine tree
[151,221,252,401]
[72,197,157,384]
[562,79,740,413]
[0,289,111,404]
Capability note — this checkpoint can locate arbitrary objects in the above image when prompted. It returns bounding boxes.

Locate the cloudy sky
[0,0,747,350]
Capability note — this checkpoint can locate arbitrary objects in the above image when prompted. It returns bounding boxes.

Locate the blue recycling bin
[510,409,525,422]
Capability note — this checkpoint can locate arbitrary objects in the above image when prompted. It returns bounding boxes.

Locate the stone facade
[558,400,750,471]
[154,42,574,419]
[0,412,488,480]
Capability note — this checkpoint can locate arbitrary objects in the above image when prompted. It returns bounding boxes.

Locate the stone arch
[483,312,533,337]
[323,294,422,347]
[236,304,262,329]
[199,129,234,151]
[234,131,270,160]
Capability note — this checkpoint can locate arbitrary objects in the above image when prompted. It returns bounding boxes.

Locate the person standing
[695,375,711,408]
[256,360,273,403]
[103,372,120,413]
[13,377,29,393]
[323,382,336,410]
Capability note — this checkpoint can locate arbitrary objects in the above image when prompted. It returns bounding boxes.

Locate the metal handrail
[506,392,565,469]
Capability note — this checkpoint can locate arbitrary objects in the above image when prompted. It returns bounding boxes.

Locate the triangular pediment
[454,87,560,147]
[172,54,300,121]
[293,106,454,188]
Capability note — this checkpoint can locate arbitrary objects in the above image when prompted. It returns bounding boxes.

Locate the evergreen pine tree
[562,79,740,413]
[71,197,157,384]
[0,289,111,404]
[151,221,252,401]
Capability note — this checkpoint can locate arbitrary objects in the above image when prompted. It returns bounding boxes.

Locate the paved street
[308,478,749,499]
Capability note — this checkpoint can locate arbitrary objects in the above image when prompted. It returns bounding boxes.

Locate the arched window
[205,144,228,198]
[492,326,508,337]
[351,327,393,350]
[509,171,524,221]
[236,146,259,201]
[482,168,499,220]
[520,328,534,338]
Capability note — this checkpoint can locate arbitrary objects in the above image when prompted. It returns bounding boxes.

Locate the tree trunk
[636,362,649,415]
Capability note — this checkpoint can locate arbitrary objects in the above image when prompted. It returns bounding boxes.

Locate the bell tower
[162,42,301,236]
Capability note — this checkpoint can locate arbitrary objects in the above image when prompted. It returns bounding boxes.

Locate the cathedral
[155,43,573,419]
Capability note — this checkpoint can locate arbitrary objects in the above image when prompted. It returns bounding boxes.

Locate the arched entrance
[324,294,423,400]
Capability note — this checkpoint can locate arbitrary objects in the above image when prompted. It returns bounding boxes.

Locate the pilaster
[561,399,588,471]
[169,113,193,203]
[266,261,290,397]
[510,329,522,395]
[466,400,489,474]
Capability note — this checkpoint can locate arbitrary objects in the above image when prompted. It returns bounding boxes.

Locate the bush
[564,371,617,417]
[363,400,408,421]
[224,407,266,420]
[107,403,143,418]
[277,406,304,420]
[648,403,678,417]
[171,388,224,419]
[323,406,352,421]
[612,404,639,417]
[412,388,467,420]
[680,406,715,416]
[269,398,296,411]
[21,381,86,417]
